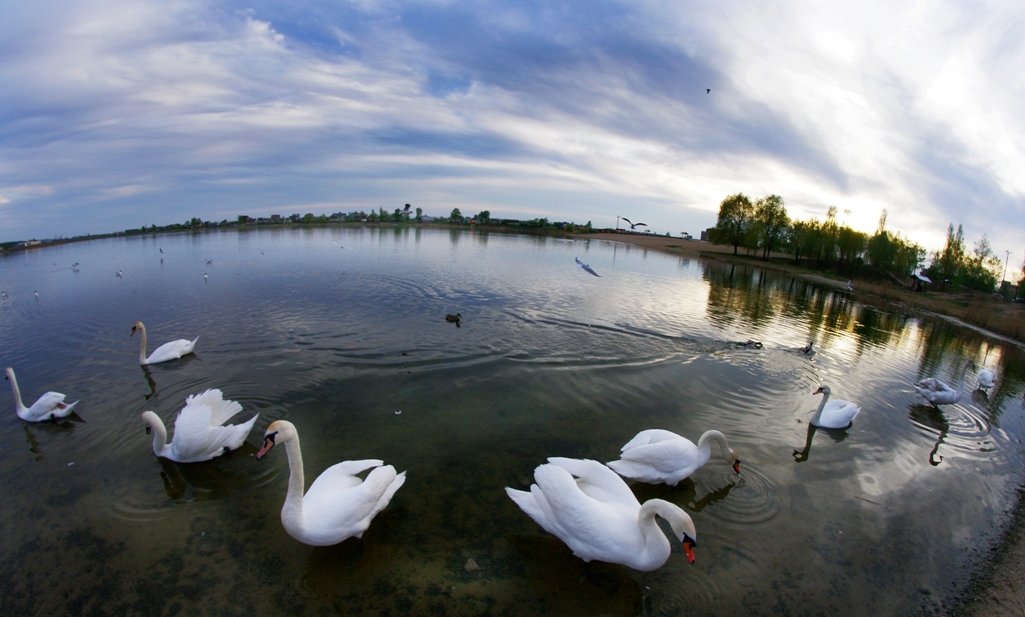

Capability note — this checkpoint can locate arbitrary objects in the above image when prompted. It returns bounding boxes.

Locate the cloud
[0,0,1022,268]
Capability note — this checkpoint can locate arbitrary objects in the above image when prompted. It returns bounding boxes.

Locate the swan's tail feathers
[223,414,258,450]
[605,459,648,481]
[506,485,561,537]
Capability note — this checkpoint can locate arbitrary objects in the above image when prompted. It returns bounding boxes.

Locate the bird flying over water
[575,257,601,277]
[706,88,710,94]
[621,217,647,230]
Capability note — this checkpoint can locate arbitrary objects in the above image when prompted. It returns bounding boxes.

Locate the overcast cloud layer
[2,0,1023,270]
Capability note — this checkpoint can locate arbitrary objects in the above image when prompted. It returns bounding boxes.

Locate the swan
[976,366,996,390]
[131,320,198,365]
[914,360,972,407]
[141,389,257,462]
[810,385,861,429]
[607,429,741,486]
[256,420,407,546]
[505,457,697,570]
[6,367,78,422]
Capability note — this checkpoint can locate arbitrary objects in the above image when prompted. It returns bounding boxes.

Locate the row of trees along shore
[709,192,1014,294]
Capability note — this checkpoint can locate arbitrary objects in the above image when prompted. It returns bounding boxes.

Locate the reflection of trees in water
[702,262,911,353]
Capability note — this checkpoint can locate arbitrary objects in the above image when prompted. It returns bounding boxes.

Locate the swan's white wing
[146,337,198,364]
[304,463,405,539]
[619,429,686,451]
[546,457,639,508]
[531,462,637,563]
[307,459,384,494]
[25,392,77,420]
[185,389,243,426]
[170,400,254,462]
[614,439,700,474]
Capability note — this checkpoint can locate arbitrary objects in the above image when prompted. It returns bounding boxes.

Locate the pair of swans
[257,420,406,546]
[914,360,973,407]
[6,367,78,422]
[131,320,198,365]
[506,428,741,570]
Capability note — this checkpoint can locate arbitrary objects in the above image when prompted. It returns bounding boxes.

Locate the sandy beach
[578,231,1025,616]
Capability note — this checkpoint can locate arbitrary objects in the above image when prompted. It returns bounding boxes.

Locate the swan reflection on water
[792,423,850,463]
[909,404,951,467]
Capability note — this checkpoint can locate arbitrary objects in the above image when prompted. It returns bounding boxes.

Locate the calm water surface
[2,227,1024,616]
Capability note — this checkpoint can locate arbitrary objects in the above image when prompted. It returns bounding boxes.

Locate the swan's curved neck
[697,430,730,457]
[144,415,170,457]
[136,325,149,364]
[637,499,676,553]
[280,436,306,522]
[6,370,26,413]
[812,391,831,424]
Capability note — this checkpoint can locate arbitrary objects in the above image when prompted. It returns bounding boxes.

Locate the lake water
[2,227,1024,616]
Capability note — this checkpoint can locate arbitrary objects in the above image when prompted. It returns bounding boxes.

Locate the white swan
[810,385,861,429]
[131,320,198,365]
[256,420,407,546]
[914,360,972,407]
[505,457,697,570]
[606,429,741,486]
[976,366,996,390]
[141,389,257,462]
[6,367,78,422]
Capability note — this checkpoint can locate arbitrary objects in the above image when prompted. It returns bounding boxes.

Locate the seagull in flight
[706,88,710,94]
[621,217,648,230]
[575,257,601,277]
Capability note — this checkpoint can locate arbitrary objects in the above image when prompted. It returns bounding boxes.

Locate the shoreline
[578,231,1025,616]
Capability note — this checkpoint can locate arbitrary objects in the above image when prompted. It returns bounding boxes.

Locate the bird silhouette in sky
[621,217,647,230]
[575,257,601,277]
[706,88,710,94]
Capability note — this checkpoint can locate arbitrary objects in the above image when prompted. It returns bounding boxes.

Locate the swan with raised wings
[505,457,697,571]
[141,389,257,462]
[914,360,972,407]
[256,420,407,546]
[131,320,198,365]
[606,429,740,486]
[810,385,861,429]
[6,367,78,422]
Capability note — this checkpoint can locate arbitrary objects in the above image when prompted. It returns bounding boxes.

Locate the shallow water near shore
[2,227,1024,616]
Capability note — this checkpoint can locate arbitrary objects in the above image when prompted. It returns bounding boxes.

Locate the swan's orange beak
[732,460,741,474]
[683,538,696,564]
[256,433,276,459]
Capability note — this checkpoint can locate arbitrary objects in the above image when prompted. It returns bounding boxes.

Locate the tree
[415,207,423,223]
[449,208,464,223]
[713,193,754,255]
[753,194,789,260]
[928,223,966,287]
[475,210,491,225]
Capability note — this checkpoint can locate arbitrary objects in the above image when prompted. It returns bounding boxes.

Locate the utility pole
[1003,249,1011,283]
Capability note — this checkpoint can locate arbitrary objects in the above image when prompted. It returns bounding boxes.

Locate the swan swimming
[810,385,861,429]
[256,420,407,546]
[506,457,697,570]
[141,389,257,462]
[6,367,78,422]
[914,360,972,407]
[131,320,198,365]
[976,366,996,390]
[607,429,741,486]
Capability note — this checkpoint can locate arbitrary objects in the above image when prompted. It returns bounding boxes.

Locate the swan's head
[130,321,144,337]
[666,506,698,564]
[256,420,297,459]
[813,385,831,396]
[728,449,741,474]
[140,410,162,434]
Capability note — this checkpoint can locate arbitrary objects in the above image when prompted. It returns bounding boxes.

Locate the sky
[2,0,1023,274]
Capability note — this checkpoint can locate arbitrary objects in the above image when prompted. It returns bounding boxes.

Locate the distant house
[911,272,931,292]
